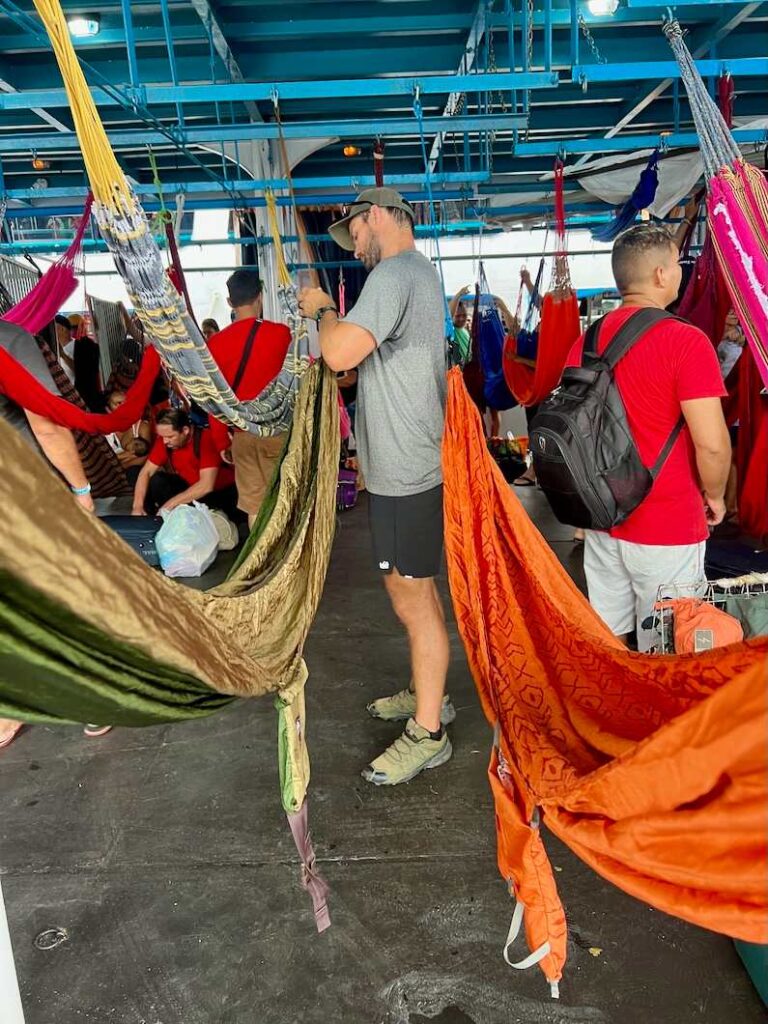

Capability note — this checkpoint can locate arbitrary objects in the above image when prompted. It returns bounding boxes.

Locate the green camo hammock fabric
[0,363,338,930]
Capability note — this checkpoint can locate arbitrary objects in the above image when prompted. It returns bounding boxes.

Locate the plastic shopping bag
[155,502,219,578]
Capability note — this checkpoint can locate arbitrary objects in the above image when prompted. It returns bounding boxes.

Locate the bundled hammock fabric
[473,265,517,411]
[665,19,768,390]
[503,163,581,407]
[33,0,311,438]
[1,194,93,335]
[591,149,660,243]
[0,361,339,929]
[442,368,768,992]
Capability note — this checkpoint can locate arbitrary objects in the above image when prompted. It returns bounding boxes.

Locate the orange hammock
[442,367,768,994]
[502,289,580,407]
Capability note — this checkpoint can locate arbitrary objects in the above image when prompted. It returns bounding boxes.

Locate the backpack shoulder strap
[650,415,686,480]
[582,318,602,359]
[193,426,201,460]
[600,307,672,370]
[231,319,261,393]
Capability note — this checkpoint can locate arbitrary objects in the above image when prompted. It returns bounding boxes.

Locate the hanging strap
[232,319,261,393]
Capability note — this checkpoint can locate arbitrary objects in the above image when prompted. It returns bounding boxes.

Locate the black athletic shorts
[368,484,444,579]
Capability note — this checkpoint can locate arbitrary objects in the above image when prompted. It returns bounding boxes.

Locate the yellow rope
[33,0,133,213]
[265,191,293,289]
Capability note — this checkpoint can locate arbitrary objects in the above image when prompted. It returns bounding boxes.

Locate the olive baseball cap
[329,187,415,251]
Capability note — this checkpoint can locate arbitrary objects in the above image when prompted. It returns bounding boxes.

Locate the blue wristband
[71,483,92,496]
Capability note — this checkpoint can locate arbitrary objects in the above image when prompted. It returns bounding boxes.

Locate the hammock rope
[664,18,768,389]
[1,193,93,335]
[31,0,311,437]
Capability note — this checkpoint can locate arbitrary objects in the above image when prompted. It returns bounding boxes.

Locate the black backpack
[529,307,684,530]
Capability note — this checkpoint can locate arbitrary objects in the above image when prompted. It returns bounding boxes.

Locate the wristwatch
[313,305,338,322]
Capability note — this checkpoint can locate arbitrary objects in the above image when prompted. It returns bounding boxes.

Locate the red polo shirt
[148,428,235,490]
[207,317,292,452]
[567,307,726,545]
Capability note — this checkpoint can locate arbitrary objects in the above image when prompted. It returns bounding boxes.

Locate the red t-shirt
[148,428,235,490]
[566,307,726,545]
[206,317,292,453]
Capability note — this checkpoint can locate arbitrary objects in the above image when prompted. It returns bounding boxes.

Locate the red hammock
[443,367,768,992]
[677,231,733,346]
[0,340,160,434]
[502,162,581,407]
[736,348,768,543]
[164,219,199,330]
[1,195,93,335]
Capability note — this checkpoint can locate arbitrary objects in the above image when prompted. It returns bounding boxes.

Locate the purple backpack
[336,469,358,512]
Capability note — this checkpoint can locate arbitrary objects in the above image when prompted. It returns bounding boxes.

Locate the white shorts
[583,532,707,651]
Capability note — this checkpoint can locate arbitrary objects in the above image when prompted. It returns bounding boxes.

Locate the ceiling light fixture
[67,15,101,38]
[586,0,619,16]
[343,145,362,158]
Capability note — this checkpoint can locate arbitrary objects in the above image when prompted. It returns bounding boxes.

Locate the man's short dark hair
[611,224,676,293]
[54,314,72,330]
[156,408,190,431]
[227,269,263,307]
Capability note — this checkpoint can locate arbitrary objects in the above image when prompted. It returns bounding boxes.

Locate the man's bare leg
[383,569,450,733]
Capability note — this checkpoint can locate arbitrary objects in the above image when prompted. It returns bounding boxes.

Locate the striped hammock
[32,0,311,437]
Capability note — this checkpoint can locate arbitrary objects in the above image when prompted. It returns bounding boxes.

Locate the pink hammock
[665,21,768,390]
[1,193,93,335]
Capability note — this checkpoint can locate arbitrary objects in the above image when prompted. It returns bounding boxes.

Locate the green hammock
[0,362,338,930]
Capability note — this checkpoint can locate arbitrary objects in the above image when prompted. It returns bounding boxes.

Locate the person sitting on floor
[131,408,238,518]
[104,389,153,484]
[206,270,292,528]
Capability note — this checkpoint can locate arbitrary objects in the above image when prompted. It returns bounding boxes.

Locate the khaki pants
[231,430,287,515]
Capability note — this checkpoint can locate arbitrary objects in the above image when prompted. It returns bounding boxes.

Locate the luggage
[530,307,683,529]
[100,514,163,567]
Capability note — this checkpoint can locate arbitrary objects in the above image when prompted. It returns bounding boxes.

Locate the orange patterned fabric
[443,367,768,986]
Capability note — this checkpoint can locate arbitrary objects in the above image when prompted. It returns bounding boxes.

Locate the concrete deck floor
[1,488,764,1024]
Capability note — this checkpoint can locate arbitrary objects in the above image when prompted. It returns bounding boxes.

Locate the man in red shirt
[568,224,731,650]
[131,408,237,517]
[207,269,291,526]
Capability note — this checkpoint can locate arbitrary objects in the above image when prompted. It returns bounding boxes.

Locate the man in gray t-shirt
[299,187,454,788]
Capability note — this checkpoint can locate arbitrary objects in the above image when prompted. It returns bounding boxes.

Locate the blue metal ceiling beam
[0,114,529,153]
[572,2,763,171]
[515,127,766,156]
[574,57,768,84]
[1,189,469,218]
[0,71,558,112]
[187,0,261,122]
[1,172,487,201]
[427,0,487,173]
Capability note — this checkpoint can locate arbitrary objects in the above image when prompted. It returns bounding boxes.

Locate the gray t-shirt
[0,321,58,443]
[343,250,447,497]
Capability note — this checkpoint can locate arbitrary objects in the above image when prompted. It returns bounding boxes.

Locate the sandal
[83,725,113,738]
[513,475,536,488]
[0,720,23,750]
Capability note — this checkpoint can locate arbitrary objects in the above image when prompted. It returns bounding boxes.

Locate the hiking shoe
[366,688,456,725]
[361,718,452,786]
